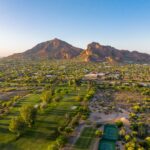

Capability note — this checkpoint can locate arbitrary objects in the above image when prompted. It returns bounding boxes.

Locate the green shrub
[115,120,123,128]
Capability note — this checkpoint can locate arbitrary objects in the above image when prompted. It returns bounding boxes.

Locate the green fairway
[74,127,96,150]
[0,85,87,150]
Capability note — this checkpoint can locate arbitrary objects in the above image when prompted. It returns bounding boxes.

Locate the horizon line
[0,38,150,57]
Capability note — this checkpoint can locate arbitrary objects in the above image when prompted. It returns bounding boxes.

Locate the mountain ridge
[80,42,150,63]
[6,38,150,63]
[8,38,83,60]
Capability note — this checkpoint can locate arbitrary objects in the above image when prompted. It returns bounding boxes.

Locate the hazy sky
[0,0,150,57]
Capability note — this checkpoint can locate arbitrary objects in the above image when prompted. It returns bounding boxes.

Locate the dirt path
[62,122,85,150]
[63,90,130,150]
[89,110,130,126]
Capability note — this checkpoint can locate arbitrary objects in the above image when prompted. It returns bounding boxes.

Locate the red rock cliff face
[80,42,150,63]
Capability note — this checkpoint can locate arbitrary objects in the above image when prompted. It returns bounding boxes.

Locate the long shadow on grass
[0,116,13,120]
[36,120,58,125]
[44,109,72,116]
[22,130,57,140]
[8,111,19,116]
[0,122,9,126]
[0,126,10,134]
[36,120,58,131]
[15,101,29,107]
[0,143,18,150]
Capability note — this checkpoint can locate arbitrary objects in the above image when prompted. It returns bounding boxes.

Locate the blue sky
[0,0,150,56]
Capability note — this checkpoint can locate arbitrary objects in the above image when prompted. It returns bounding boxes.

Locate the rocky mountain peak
[6,39,150,63]
[87,42,102,50]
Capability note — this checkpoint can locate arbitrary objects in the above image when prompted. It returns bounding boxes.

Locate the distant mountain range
[6,38,150,63]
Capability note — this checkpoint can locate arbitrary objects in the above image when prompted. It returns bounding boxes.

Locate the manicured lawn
[74,127,96,150]
[0,84,87,150]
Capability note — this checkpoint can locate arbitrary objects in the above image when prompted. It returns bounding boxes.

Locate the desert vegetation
[0,59,149,150]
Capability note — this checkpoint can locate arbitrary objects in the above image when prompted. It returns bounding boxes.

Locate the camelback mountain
[7,38,150,63]
[8,38,83,59]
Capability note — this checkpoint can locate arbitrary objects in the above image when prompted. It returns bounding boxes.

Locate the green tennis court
[98,140,115,150]
[103,124,119,141]
[98,124,119,150]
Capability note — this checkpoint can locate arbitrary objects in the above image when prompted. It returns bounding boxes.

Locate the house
[106,72,121,80]
[84,72,105,80]
[138,82,150,87]
[46,74,54,78]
